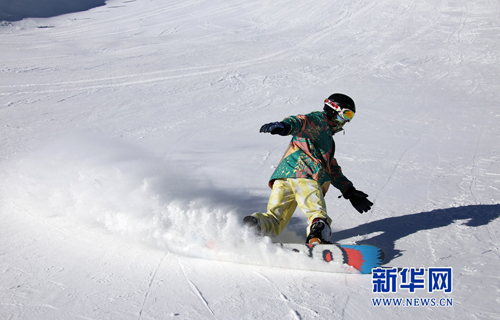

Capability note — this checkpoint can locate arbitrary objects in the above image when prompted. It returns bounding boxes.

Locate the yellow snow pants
[253,178,332,238]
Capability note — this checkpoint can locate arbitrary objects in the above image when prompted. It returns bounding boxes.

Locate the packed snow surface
[1,0,500,319]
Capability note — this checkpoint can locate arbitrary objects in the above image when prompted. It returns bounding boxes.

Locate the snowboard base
[195,238,385,274]
[279,243,385,274]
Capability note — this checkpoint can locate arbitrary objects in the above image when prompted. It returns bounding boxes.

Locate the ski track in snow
[177,257,216,320]
[138,252,168,320]
[1,0,500,319]
[252,271,320,319]
[470,127,483,205]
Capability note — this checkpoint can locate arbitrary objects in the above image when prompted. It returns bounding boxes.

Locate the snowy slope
[1,0,500,319]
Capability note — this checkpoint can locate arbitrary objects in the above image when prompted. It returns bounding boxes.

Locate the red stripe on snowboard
[342,247,365,271]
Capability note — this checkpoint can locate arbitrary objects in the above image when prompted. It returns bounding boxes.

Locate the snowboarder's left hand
[344,188,373,213]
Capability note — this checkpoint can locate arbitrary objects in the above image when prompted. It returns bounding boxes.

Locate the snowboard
[198,239,385,274]
[279,243,385,274]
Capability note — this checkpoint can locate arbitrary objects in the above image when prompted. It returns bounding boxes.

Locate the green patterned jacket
[269,111,353,195]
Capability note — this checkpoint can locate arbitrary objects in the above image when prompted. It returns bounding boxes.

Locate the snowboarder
[243,93,373,244]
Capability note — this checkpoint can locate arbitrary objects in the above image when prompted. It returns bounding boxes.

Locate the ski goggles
[324,98,355,122]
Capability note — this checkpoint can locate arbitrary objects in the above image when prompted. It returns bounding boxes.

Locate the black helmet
[326,93,355,113]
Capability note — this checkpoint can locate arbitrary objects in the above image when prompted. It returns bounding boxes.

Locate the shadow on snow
[330,204,500,264]
[0,0,106,22]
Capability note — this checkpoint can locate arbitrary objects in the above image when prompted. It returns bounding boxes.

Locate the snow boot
[306,218,332,244]
[243,215,261,235]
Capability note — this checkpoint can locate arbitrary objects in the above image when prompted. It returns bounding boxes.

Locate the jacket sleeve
[329,158,354,195]
[282,113,320,139]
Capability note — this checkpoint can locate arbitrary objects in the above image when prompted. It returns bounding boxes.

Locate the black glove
[343,187,373,213]
[260,122,290,136]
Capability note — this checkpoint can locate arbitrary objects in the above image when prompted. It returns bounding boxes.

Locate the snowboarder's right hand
[260,122,290,136]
